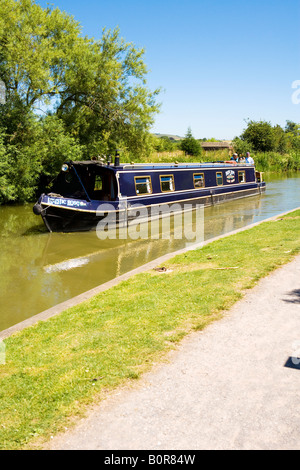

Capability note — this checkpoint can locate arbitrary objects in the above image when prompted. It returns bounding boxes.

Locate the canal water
[0,172,299,331]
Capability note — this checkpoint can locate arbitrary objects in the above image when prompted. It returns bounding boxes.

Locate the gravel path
[47,255,300,450]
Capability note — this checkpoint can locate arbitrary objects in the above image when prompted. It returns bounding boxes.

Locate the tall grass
[254,151,300,172]
[142,149,300,173]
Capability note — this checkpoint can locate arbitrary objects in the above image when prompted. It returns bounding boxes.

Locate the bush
[241,120,276,152]
[0,133,15,203]
[253,151,300,172]
[180,127,202,157]
[0,115,83,203]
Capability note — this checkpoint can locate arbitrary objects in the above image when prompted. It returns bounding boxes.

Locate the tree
[232,136,252,155]
[285,120,300,136]
[240,120,276,152]
[55,27,161,157]
[0,130,15,203]
[0,0,82,120]
[0,0,160,153]
[272,124,288,154]
[180,127,202,156]
[0,0,161,202]
[284,120,300,151]
[152,135,176,152]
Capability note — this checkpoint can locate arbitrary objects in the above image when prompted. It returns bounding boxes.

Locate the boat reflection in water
[41,195,263,280]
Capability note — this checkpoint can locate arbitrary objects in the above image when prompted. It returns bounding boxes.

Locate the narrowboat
[33,157,266,232]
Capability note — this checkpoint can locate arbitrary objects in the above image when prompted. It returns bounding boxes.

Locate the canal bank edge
[1,206,300,340]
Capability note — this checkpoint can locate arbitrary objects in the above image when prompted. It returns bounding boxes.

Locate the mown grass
[1,209,300,449]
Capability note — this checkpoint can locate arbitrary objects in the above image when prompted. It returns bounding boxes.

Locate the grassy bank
[1,210,300,449]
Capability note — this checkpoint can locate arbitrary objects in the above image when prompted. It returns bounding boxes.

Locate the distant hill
[153,133,183,141]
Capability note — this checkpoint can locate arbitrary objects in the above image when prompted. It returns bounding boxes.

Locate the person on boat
[238,154,246,163]
[245,152,254,164]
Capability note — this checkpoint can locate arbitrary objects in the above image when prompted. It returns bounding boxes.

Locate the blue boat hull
[38,182,266,232]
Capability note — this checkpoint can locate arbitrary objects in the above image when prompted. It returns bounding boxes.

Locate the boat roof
[70,160,253,171]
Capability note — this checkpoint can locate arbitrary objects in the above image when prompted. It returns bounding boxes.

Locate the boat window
[92,170,117,201]
[94,175,103,191]
[160,175,175,192]
[238,171,246,183]
[135,176,152,195]
[216,172,223,186]
[51,167,87,199]
[194,173,205,188]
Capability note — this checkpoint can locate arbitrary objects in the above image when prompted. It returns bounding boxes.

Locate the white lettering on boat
[47,197,87,208]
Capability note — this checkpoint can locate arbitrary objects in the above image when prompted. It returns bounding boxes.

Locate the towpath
[47,254,300,450]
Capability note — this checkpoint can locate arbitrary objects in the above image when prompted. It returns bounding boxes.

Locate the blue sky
[36,0,300,139]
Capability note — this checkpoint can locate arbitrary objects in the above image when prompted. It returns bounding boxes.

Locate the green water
[1,172,299,331]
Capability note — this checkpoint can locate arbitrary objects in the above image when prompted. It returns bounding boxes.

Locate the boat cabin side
[46,162,262,204]
[117,164,259,198]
